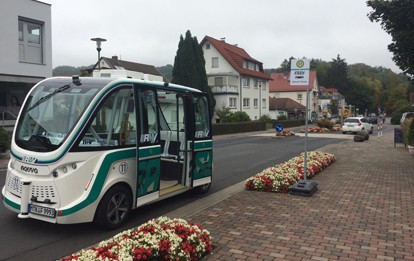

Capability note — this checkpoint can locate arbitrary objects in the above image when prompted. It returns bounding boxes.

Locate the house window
[214,77,223,86]
[262,98,266,108]
[19,18,43,64]
[212,57,219,68]
[253,98,258,108]
[261,82,266,90]
[206,43,210,49]
[242,78,250,88]
[229,98,237,108]
[254,79,259,89]
[243,98,250,108]
[297,93,303,100]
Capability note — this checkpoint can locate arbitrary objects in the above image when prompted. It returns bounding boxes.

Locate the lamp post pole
[91,37,107,70]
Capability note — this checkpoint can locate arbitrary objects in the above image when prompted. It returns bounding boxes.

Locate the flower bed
[300,127,331,133]
[61,217,213,261]
[245,151,335,193]
[275,130,295,137]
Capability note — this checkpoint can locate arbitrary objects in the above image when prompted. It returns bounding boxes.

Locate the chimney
[220,37,226,42]
[112,55,118,61]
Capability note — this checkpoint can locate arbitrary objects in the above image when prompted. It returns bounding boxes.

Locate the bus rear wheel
[94,185,131,230]
[193,183,211,195]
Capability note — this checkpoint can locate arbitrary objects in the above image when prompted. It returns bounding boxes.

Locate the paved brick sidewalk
[183,132,414,260]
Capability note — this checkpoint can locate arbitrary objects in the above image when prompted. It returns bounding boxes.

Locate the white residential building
[0,0,52,116]
[200,36,272,120]
[269,71,320,120]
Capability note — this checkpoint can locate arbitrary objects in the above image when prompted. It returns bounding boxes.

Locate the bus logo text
[21,165,38,174]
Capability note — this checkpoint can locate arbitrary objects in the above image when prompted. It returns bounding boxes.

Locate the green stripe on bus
[59,148,136,216]
[139,146,161,158]
[194,140,212,150]
[4,197,20,211]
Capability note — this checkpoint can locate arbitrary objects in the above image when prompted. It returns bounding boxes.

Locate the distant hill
[53,65,94,76]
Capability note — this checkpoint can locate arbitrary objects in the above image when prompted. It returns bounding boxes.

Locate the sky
[44,0,400,73]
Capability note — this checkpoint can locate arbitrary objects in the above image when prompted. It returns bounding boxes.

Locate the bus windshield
[15,80,101,152]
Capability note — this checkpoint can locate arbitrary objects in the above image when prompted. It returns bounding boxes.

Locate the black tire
[369,127,373,134]
[94,185,132,230]
[193,183,211,195]
[342,131,346,134]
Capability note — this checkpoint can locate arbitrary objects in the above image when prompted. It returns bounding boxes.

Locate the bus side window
[138,89,159,145]
[78,87,136,148]
[194,96,211,139]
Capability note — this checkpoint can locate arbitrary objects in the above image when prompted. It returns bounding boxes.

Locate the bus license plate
[29,204,56,218]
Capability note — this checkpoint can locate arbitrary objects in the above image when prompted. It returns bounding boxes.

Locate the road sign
[275,123,284,133]
[290,59,310,86]
[343,109,349,117]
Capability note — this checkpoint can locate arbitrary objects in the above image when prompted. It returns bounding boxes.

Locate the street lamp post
[91,37,107,70]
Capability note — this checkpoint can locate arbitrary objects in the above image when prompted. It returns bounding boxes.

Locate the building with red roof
[269,71,320,120]
[200,36,272,120]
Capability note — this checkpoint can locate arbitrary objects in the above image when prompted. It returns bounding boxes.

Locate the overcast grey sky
[45,0,400,73]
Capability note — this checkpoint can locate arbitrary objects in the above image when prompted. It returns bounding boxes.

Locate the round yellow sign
[343,109,349,117]
[296,60,305,68]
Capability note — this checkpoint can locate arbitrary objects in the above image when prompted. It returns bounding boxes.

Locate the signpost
[289,59,318,197]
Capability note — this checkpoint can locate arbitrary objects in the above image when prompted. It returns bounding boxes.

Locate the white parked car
[342,117,373,134]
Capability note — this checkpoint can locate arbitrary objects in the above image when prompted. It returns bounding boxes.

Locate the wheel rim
[106,192,129,225]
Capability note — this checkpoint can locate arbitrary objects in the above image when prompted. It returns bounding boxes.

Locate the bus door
[190,93,212,188]
[158,92,188,194]
[135,88,161,206]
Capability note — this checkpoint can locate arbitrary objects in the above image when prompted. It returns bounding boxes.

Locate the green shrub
[215,107,233,123]
[0,128,9,153]
[259,114,272,123]
[402,118,412,145]
[277,115,287,120]
[315,118,333,130]
[229,111,251,122]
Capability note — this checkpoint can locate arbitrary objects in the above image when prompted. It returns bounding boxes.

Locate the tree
[325,55,349,95]
[367,0,414,78]
[172,30,216,116]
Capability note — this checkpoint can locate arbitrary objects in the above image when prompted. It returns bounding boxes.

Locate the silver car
[342,117,373,134]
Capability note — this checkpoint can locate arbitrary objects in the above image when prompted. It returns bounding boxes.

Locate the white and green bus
[2,76,213,229]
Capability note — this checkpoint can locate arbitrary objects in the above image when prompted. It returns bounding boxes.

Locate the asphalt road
[1,127,390,261]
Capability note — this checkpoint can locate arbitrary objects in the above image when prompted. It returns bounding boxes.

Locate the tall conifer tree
[172,30,216,116]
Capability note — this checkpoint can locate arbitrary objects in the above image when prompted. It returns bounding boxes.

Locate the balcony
[211,85,239,94]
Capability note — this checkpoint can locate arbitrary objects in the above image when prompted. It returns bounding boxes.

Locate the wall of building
[0,0,52,78]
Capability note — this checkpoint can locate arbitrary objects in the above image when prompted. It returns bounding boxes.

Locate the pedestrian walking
[377,113,383,137]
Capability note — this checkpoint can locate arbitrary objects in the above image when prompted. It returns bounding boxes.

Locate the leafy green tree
[367,0,414,77]
[172,30,216,116]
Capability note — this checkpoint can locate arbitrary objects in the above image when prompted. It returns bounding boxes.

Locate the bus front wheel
[94,185,132,230]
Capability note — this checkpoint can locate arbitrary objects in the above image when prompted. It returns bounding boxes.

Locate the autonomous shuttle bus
[2,76,213,229]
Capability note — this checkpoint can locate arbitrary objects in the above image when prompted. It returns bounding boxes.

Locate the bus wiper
[27,84,71,112]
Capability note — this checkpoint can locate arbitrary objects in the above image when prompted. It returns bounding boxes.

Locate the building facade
[269,71,320,120]
[200,36,272,120]
[0,0,52,117]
